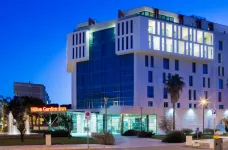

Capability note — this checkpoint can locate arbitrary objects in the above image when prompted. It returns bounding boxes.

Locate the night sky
[1,0,228,104]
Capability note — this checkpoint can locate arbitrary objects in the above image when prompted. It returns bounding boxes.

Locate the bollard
[186,136,193,146]
[214,138,223,150]
[46,134,51,146]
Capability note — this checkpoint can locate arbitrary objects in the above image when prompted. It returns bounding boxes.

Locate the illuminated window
[186,42,189,55]
[166,38,173,52]
[178,26,181,39]
[149,35,152,49]
[194,44,200,57]
[204,32,213,45]
[193,29,196,42]
[197,30,203,43]
[208,47,213,59]
[189,28,193,41]
[178,41,185,54]
[189,43,193,56]
[153,36,160,50]
[174,25,177,38]
[204,46,207,58]
[157,21,160,35]
[162,38,165,51]
[200,45,204,58]
[182,27,189,40]
[166,23,173,37]
[149,20,156,34]
[162,23,165,36]
[174,40,177,53]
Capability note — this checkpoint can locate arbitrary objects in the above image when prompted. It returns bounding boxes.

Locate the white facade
[66,6,228,133]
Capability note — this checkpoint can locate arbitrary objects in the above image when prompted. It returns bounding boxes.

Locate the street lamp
[104,97,108,132]
[200,98,208,136]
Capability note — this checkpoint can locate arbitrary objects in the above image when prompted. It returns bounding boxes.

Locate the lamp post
[104,97,108,132]
[200,98,207,136]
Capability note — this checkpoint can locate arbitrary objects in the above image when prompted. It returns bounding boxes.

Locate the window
[203,64,208,74]
[126,21,129,34]
[219,105,224,109]
[145,56,148,67]
[130,36,133,48]
[72,48,74,59]
[148,71,153,83]
[147,86,154,98]
[122,37,124,50]
[218,66,220,76]
[218,53,221,63]
[189,103,192,108]
[148,101,153,107]
[219,79,223,89]
[203,77,205,88]
[83,32,85,43]
[76,34,78,45]
[122,22,124,35]
[118,23,120,36]
[192,62,196,73]
[177,103,180,108]
[83,46,85,57]
[164,102,168,108]
[175,60,179,71]
[163,58,169,69]
[72,34,75,45]
[208,78,210,88]
[130,20,133,33]
[164,88,168,99]
[117,38,120,51]
[163,72,166,84]
[222,67,224,76]
[79,46,81,58]
[150,56,154,67]
[204,91,208,99]
[79,33,81,44]
[218,92,222,102]
[126,36,128,49]
[189,90,192,100]
[219,41,223,50]
[189,76,193,86]
[76,47,78,58]
[194,90,196,100]
[194,104,197,108]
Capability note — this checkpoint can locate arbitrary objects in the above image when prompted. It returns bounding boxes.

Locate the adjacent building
[14,82,51,104]
[66,6,228,134]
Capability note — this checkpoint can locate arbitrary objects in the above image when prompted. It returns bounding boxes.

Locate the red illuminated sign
[31,106,67,112]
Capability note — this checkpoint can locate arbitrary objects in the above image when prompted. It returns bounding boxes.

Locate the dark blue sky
[1,0,228,104]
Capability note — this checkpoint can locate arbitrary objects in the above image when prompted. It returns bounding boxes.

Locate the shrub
[204,128,214,134]
[162,131,186,143]
[181,128,193,135]
[91,132,115,145]
[137,131,155,138]
[193,131,202,138]
[159,116,173,134]
[123,130,138,136]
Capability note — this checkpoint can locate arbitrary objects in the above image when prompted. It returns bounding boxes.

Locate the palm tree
[0,96,10,131]
[164,75,185,130]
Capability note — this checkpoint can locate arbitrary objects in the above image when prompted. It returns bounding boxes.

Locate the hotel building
[66,6,228,135]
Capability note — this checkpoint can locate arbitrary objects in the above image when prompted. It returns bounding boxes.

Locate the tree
[159,116,173,134]
[164,75,185,130]
[8,96,26,142]
[0,95,10,131]
[59,113,73,139]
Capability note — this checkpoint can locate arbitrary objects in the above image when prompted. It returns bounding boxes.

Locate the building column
[120,114,124,135]
[146,115,149,132]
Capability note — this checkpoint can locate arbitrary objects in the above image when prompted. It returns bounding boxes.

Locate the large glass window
[204,32,213,45]
[166,23,172,37]
[161,23,165,36]
[182,27,188,40]
[197,30,203,43]
[178,41,184,54]
[163,58,169,69]
[147,86,154,98]
[174,25,177,38]
[219,79,223,89]
[194,44,200,57]
[153,36,160,50]
[157,21,160,35]
[148,20,156,34]
[148,71,153,83]
[166,38,173,52]
[208,47,213,59]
